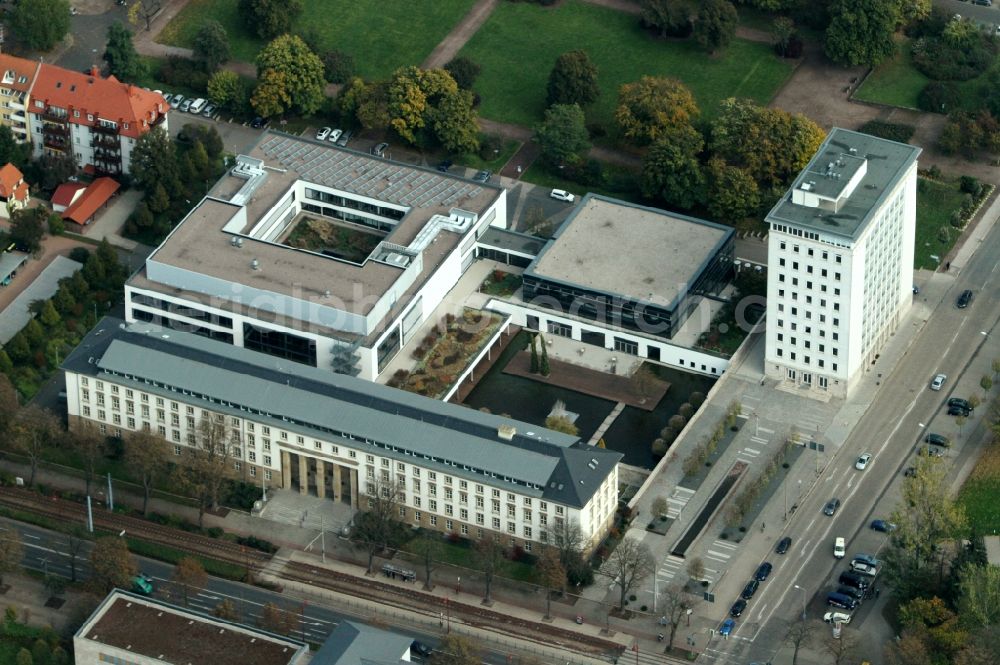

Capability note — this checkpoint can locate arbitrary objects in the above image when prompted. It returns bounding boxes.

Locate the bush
[917,81,962,113]
[158,56,210,92]
[478,134,503,161]
[322,49,356,84]
[960,175,982,195]
[911,35,996,82]
[69,247,91,263]
[858,120,916,144]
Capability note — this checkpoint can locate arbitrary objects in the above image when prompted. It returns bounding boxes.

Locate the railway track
[0,486,271,568]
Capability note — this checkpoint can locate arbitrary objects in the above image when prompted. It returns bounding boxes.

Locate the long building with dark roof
[63,318,621,551]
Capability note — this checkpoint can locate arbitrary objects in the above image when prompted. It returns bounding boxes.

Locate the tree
[104,22,144,82]
[824,630,859,665]
[534,103,591,167]
[352,477,403,573]
[536,548,566,619]
[473,536,507,604]
[529,334,540,373]
[0,530,24,589]
[214,599,240,622]
[11,0,70,51]
[89,537,137,595]
[432,634,481,665]
[252,35,326,117]
[615,76,699,145]
[658,583,695,651]
[539,337,550,376]
[783,617,816,665]
[686,557,704,582]
[338,78,390,130]
[432,88,480,154]
[15,648,32,665]
[706,158,760,224]
[387,66,478,151]
[981,375,993,395]
[257,603,296,635]
[34,153,78,192]
[411,530,442,590]
[898,596,966,661]
[651,496,668,518]
[9,207,46,254]
[956,563,1000,630]
[883,456,968,602]
[544,415,578,435]
[238,0,303,40]
[825,0,899,67]
[130,128,180,195]
[552,519,584,569]
[68,422,108,498]
[0,126,31,170]
[693,0,738,54]
[547,50,600,108]
[193,20,230,71]
[322,49,356,84]
[171,556,208,607]
[771,16,798,57]
[444,57,480,90]
[641,123,705,210]
[640,0,697,37]
[599,538,655,610]
[11,405,58,487]
[65,526,86,583]
[47,213,65,237]
[0,374,20,438]
[207,71,247,113]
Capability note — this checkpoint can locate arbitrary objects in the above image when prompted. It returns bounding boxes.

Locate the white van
[188,98,207,114]
[834,537,846,559]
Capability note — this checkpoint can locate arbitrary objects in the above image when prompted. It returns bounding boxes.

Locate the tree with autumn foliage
[252,34,325,118]
[615,76,699,145]
[387,66,479,153]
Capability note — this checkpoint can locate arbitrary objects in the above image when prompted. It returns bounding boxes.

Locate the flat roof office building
[764,128,921,398]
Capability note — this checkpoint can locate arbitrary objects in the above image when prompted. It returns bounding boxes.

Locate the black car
[336,130,352,147]
[741,580,760,600]
[947,404,971,417]
[957,289,974,308]
[948,397,972,411]
[250,116,266,129]
[437,159,453,172]
[776,536,792,555]
[837,585,865,603]
[823,498,841,516]
[411,641,433,658]
[925,433,950,447]
[753,562,773,582]
[729,598,747,618]
[839,571,870,590]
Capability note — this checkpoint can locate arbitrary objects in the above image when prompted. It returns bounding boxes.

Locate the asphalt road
[939,0,1000,27]
[708,212,1000,664]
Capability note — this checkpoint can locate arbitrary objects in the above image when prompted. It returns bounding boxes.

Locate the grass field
[159,0,477,80]
[458,0,794,129]
[958,438,1000,533]
[914,177,966,270]
[853,40,928,110]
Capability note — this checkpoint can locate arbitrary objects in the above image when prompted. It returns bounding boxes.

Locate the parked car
[188,98,207,114]
[316,126,332,141]
[729,599,746,618]
[850,561,878,576]
[826,592,857,610]
[201,103,216,118]
[473,170,492,183]
[776,536,792,555]
[753,562,773,582]
[740,580,760,600]
[550,188,575,202]
[834,537,845,559]
[371,142,389,157]
[336,129,352,146]
[948,404,971,417]
[719,618,736,637]
[870,519,897,533]
[852,553,880,568]
[410,641,433,658]
[250,116,266,129]
[855,453,871,470]
[436,159,453,172]
[179,98,193,113]
[948,397,972,411]
[931,373,947,391]
[837,585,865,603]
[839,571,871,591]
[957,289,974,308]
[824,611,852,624]
[824,498,841,516]
[925,433,950,447]
[329,129,343,143]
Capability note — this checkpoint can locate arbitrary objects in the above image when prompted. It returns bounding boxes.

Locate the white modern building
[74,590,308,665]
[125,131,506,381]
[63,319,621,552]
[764,128,921,398]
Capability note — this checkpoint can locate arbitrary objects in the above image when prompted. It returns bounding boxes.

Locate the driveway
[57,1,132,73]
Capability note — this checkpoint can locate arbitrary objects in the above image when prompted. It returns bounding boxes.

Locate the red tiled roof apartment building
[0,55,168,176]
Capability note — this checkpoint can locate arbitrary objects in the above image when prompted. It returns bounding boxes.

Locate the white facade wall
[65,365,613,550]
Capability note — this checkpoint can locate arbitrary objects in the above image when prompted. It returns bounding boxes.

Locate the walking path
[422,0,501,69]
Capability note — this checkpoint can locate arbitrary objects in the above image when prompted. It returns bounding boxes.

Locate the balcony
[93,145,121,161]
[42,122,69,136]
[42,137,67,151]
[41,108,69,123]
[91,133,120,149]
[91,122,119,135]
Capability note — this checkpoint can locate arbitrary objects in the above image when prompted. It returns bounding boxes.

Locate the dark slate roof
[64,319,621,507]
[311,621,411,665]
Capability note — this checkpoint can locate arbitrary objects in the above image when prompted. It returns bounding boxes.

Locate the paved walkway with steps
[589,402,626,444]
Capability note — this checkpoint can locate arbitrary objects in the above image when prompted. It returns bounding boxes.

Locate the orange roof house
[0,163,30,214]
[62,177,120,226]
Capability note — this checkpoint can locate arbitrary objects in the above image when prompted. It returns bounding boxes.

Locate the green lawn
[853,39,929,110]
[914,177,966,270]
[458,0,794,130]
[958,444,1000,533]
[158,0,477,80]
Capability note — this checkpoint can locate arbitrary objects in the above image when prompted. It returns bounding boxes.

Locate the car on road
[729,599,746,618]
[824,611,852,624]
[824,498,841,516]
[948,404,971,417]
[855,453,872,470]
[850,561,878,576]
[740,580,760,600]
[436,159,453,172]
[776,536,792,555]
[925,433,950,447]
[870,519,897,533]
[410,641,433,658]
[550,188,575,202]
[329,129,343,143]
[371,141,388,156]
[834,537,846,559]
[719,618,736,637]
[931,373,947,391]
[250,116,267,129]
[957,289,974,308]
[131,573,154,596]
[853,553,880,568]
[753,562,773,582]
[473,169,492,183]
[336,130,352,146]
[179,98,193,113]
[316,127,332,141]
[948,397,972,411]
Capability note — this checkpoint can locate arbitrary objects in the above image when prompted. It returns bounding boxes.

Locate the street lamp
[793,584,807,620]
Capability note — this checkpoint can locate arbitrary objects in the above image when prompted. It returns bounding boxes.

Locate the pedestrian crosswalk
[655,555,685,584]
[704,538,738,575]
[665,487,695,519]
